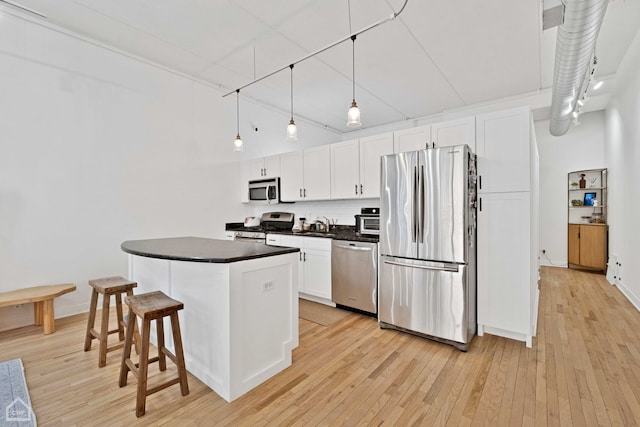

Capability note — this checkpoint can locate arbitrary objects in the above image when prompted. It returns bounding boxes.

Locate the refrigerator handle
[412,165,418,243]
[419,165,425,243]
[383,259,459,272]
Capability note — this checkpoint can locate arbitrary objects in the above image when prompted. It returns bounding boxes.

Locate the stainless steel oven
[231,230,266,243]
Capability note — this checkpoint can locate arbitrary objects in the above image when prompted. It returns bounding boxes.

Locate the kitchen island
[121,237,300,402]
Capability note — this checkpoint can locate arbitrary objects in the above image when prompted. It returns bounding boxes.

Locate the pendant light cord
[351,35,356,102]
[236,89,240,135]
[290,64,294,121]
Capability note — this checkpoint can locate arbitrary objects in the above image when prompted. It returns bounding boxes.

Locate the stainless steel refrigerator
[379,144,477,351]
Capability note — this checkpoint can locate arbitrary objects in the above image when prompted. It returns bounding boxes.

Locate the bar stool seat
[119,291,189,417]
[84,276,140,367]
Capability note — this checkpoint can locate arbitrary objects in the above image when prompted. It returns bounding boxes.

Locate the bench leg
[43,299,55,334]
[34,301,43,326]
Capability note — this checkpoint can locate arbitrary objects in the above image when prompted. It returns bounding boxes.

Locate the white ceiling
[3,0,640,133]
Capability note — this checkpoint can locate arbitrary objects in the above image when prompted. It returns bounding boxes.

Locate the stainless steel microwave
[248,178,280,204]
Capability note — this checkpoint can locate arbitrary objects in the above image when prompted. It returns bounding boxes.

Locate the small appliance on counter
[355,207,380,236]
[243,216,261,227]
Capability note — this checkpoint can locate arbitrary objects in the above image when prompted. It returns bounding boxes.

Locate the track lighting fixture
[286,64,298,141]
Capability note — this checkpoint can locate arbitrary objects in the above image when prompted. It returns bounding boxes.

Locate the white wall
[0,12,336,330]
[605,28,640,308]
[534,112,606,266]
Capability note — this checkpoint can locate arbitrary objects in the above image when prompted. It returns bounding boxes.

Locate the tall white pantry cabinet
[476,106,540,348]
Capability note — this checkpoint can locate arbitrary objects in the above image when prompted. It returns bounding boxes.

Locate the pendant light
[286,64,298,140]
[233,89,243,152]
[346,34,361,127]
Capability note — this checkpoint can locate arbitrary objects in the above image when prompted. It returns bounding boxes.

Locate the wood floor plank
[3,267,640,425]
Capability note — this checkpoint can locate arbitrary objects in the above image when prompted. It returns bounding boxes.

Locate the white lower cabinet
[477,192,536,347]
[269,235,332,304]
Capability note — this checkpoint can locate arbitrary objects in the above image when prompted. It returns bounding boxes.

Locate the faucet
[323,216,332,230]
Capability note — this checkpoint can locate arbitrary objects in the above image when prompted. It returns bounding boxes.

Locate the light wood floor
[1,266,640,426]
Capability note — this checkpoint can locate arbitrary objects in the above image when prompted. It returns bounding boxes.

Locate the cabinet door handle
[303,252,306,261]
[360,184,363,194]
[300,188,303,198]
[355,184,358,195]
[479,197,482,212]
[299,252,302,261]
[479,176,482,190]
[303,188,307,198]
[263,168,266,176]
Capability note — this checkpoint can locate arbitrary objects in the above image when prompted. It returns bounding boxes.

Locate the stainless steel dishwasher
[331,240,378,315]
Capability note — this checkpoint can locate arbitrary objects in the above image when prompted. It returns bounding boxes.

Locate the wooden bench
[0,283,76,334]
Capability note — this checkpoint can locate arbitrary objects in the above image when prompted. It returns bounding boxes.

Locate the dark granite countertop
[121,237,299,263]
[225,223,378,243]
[269,225,379,243]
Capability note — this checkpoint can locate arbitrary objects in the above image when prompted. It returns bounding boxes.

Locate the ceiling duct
[549,0,608,136]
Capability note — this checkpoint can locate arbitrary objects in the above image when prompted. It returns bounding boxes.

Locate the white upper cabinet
[359,133,394,198]
[331,139,360,199]
[476,106,531,193]
[331,133,393,199]
[431,117,476,151]
[280,151,304,201]
[393,125,431,153]
[249,155,281,180]
[303,145,331,201]
[280,146,331,202]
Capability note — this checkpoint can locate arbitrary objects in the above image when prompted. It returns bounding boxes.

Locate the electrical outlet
[262,281,274,292]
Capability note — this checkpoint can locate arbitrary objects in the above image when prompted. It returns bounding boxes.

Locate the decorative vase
[579,174,586,188]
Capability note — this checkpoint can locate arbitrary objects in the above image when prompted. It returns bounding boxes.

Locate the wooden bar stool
[84,276,140,367]
[119,291,189,417]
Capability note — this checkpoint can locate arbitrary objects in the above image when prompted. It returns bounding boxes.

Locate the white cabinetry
[476,107,530,193]
[331,139,360,199]
[249,155,280,180]
[475,106,539,348]
[280,151,304,201]
[393,125,431,153]
[273,235,333,304]
[431,116,476,151]
[280,146,331,202]
[331,133,393,199]
[359,133,394,198]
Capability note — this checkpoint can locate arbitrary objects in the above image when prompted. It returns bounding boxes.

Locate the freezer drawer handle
[383,259,459,272]
[335,244,373,251]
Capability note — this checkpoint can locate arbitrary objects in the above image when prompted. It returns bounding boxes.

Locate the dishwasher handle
[334,244,373,251]
[383,259,458,272]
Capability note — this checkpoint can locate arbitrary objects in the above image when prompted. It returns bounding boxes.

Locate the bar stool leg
[115,293,125,341]
[136,318,152,417]
[170,312,189,396]
[98,293,111,367]
[119,307,136,387]
[156,318,166,371]
[84,289,98,351]
[126,289,141,355]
